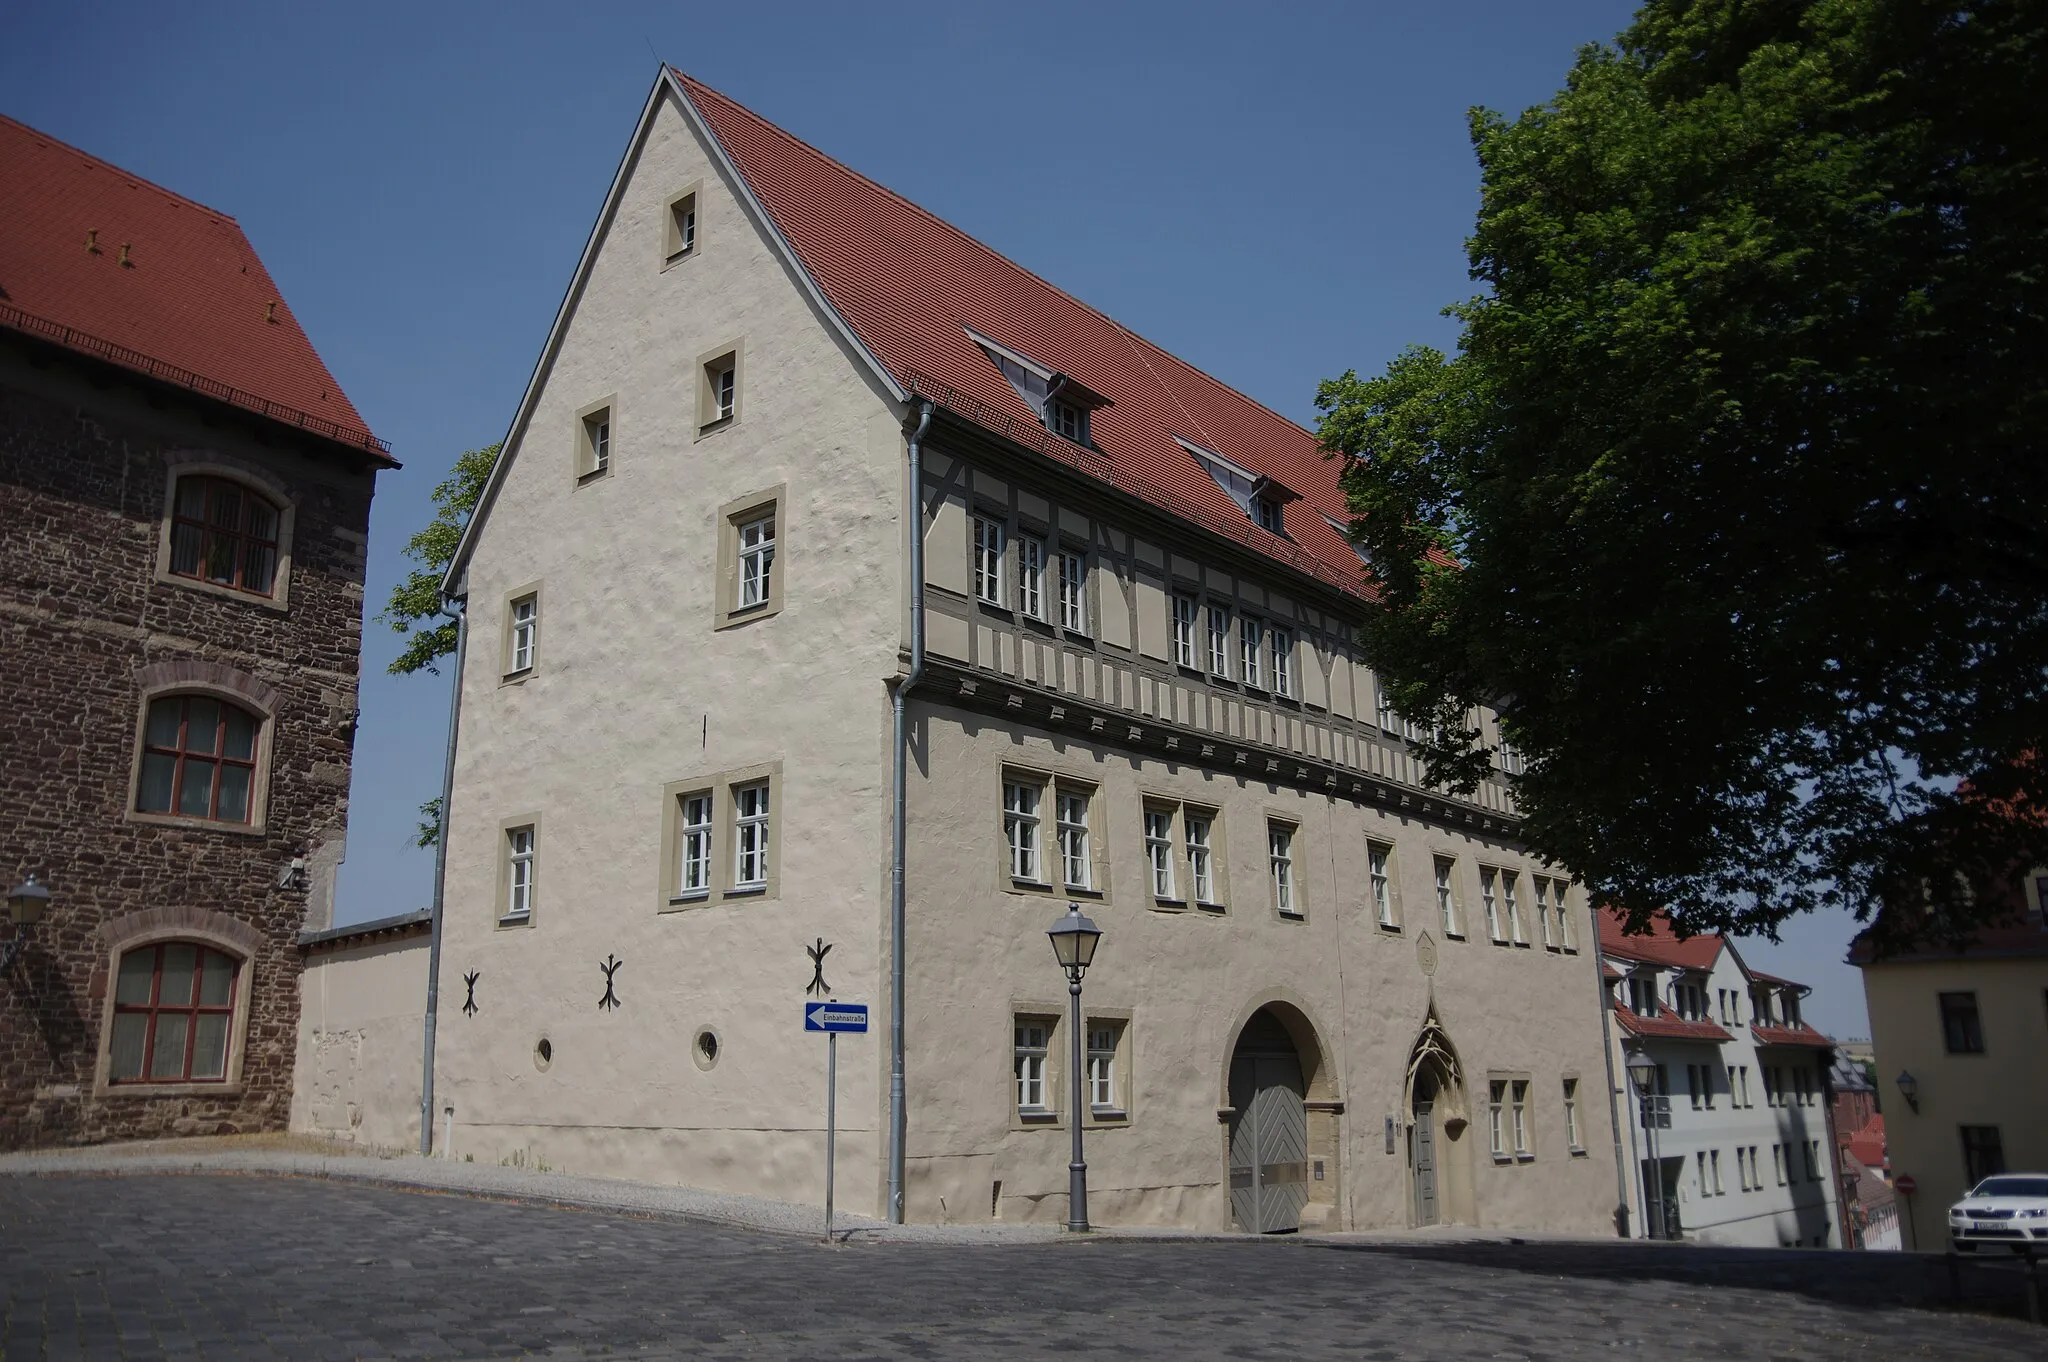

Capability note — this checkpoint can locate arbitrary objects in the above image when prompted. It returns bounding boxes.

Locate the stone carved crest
[1416,931,1438,977]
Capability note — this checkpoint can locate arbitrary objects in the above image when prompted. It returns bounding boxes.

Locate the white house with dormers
[398,67,1627,1236]
[1601,909,1845,1247]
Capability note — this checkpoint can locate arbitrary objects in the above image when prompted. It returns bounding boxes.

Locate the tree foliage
[380,443,498,677]
[1316,0,2047,950]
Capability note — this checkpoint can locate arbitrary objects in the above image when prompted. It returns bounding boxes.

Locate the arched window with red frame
[108,942,240,1083]
[136,695,260,823]
[169,475,280,596]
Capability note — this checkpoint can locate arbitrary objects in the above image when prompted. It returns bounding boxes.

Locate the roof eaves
[1,303,394,463]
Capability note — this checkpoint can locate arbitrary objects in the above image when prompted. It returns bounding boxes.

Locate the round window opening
[534,1037,554,1071]
[692,1028,720,1071]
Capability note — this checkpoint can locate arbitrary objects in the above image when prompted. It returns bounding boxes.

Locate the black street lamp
[1047,902,1102,1233]
[1625,1049,1663,1240]
[1894,1069,1919,1113]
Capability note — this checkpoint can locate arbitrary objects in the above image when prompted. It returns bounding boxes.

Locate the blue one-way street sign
[804,1001,869,1033]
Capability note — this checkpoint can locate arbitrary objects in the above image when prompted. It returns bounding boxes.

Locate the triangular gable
[443,67,904,596]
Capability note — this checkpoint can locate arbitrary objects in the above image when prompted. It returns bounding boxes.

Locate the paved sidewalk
[0,1137,1599,1247]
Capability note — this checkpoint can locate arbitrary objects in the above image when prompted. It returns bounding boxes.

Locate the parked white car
[1948,1174,2048,1252]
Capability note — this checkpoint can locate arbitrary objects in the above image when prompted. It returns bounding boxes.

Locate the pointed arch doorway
[1404,1009,1476,1227]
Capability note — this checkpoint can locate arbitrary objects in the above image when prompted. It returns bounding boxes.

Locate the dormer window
[967,328,1108,446]
[1625,973,1658,1016]
[1178,436,1298,538]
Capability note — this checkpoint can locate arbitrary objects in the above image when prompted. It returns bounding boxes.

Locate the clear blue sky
[1,0,1871,1038]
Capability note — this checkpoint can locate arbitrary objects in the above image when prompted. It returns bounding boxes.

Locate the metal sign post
[805,1001,869,1242]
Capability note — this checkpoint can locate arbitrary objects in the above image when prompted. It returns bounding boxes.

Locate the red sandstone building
[0,115,391,1146]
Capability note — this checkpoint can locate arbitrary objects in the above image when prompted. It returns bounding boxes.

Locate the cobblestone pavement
[3,1174,2041,1360]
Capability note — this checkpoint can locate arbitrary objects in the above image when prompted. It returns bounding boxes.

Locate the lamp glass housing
[1047,904,1101,973]
[1895,1069,1918,1103]
[7,875,49,927]
[1626,1050,1657,1095]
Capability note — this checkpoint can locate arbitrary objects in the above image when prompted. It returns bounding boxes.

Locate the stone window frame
[496,813,541,928]
[500,581,542,682]
[661,180,702,268]
[1010,1008,1061,1127]
[998,763,1110,902]
[1366,836,1401,932]
[572,394,617,485]
[124,661,279,838]
[154,454,298,612]
[1083,1006,1135,1127]
[656,760,784,910]
[1266,812,1304,922]
[1486,1069,1535,1163]
[695,339,744,436]
[91,907,262,1099]
[714,485,786,630]
[1561,1072,1587,1155]
[1431,851,1465,939]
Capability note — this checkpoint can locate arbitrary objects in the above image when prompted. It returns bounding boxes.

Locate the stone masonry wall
[0,344,381,1147]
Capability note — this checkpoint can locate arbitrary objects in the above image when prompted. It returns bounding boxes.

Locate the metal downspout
[419,600,468,1155]
[1590,904,1632,1235]
[888,401,934,1223]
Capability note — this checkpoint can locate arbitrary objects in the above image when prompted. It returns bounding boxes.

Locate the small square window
[504,590,539,677]
[1434,856,1460,936]
[1087,1020,1124,1115]
[1186,809,1220,907]
[698,346,741,431]
[732,781,771,891]
[1172,594,1199,668]
[1057,788,1093,891]
[502,823,536,923]
[575,397,616,482]
[1047,398,1088,444]
[676,792,713,899]
[1368,840,1396,929]
[1207,604,1233,678]
[1145,807,1176,901]
[664,189,698,263]
[974,516,1007,608]
[1016,535,1047,620]
[1255,498,1284,534]
[1004,779,1043,883]
[716,488,785,629]
[1014,1019,1052,1115]
[1940,991,1985,1054]
[1057,550,1088,634]
[1269,821,1299,917]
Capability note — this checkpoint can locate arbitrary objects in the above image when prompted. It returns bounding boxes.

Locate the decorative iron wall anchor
[462,970,480,1017]
[806,938,833,998]
[598,954,622,1011]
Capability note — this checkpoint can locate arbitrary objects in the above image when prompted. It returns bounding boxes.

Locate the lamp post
[1047,901,1102,1233]
[1625,1049,1662,1240]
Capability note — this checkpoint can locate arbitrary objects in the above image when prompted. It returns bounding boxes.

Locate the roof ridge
[674,71,1324,450]
[0,113,240,224]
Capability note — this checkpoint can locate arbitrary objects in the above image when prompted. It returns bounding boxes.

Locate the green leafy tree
[381,443,499,848]
[1316,1,2046,951]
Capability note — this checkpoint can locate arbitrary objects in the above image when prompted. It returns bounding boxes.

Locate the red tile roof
[1598,907,1726,972]
[1751,1022,1833,1049]
[676,73,1373,600]
[1845,1115,1887,1170]
[0,115,388,460]
[1612,1006,1735,1042]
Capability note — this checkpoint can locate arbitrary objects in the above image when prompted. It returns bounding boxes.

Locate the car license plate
[1974,1220,2004,1231]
